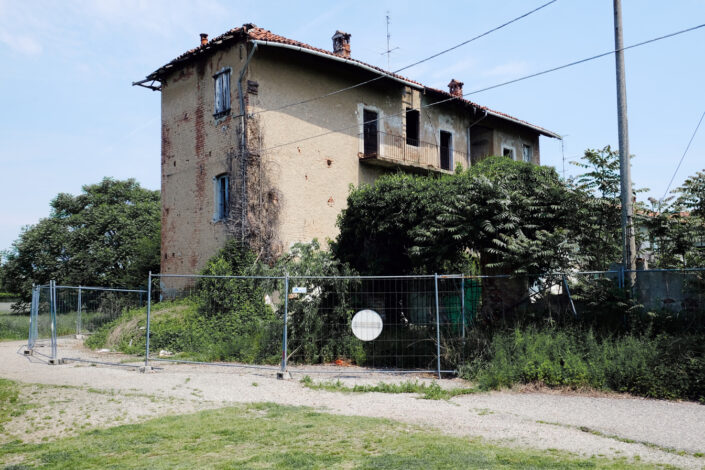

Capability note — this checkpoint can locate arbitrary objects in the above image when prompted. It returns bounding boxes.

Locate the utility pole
[613,0,637,278]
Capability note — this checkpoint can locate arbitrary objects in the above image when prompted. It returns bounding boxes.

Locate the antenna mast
[381,11,399,69]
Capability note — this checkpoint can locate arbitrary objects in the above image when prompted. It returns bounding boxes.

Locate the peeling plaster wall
[160,44,246,280]
[158,39,545,277]
[247,47,403,251]
[492,123,541,164]
[247,47,487,251]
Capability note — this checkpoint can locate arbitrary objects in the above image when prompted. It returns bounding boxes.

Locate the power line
[660,109,705,204]
[258,23,705,155]
[395,0,557,74]
[160,21,705,182]
[460,23,705,99]
[249,0,558,117]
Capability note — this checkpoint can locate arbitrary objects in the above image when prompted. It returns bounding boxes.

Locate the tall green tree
[677,170,705,219]
[1,178,160,298]
[568,146,624,270]
[641,170,705,267]
[334,157,585,276]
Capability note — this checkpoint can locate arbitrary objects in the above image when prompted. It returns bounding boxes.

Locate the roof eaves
[141,24,560,139]
[423,86,560,139]
[145,27,246,81]
[249,38,424,91]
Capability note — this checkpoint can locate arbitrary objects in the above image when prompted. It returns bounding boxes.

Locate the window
[213,68,231,117]
[406,108,419,146]
[363,109,378,157]
[502,147,514,160]
[522,144,533,163]
[213,174,229,221]
[440,131,452,170]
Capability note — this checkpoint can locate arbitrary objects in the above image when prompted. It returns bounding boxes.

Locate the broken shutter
[214,69,231,116]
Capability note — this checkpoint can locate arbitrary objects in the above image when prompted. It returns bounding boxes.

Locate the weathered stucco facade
[137,24,559,276]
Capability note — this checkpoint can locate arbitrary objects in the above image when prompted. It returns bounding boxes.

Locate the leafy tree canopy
[641,169,705,268]
[334,156,592,276]
[1,178,160,298]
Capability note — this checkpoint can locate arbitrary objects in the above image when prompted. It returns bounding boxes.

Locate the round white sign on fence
[351,309,383,341]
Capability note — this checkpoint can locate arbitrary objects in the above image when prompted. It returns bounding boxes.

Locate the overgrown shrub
[461,325,705,402]
[265,240,366,365]
[88,241,282,364]
[168,240,281,363]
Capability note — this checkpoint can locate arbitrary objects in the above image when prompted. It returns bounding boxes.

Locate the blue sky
[1,0,704,252]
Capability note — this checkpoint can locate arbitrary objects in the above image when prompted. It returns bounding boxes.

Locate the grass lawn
[300,376,479,400]
[0,379,666,469]
[0,311,29,341]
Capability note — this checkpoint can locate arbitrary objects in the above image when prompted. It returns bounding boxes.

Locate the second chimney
[332,30,351,58]
[200,33,209,46]
[448,79,464,97]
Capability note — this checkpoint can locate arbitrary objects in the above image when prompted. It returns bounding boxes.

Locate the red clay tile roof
[145,24,559,138]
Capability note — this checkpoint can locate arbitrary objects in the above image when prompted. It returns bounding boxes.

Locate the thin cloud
[0,30,42,55]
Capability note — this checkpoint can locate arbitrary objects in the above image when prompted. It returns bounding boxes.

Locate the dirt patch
[2,381,218,445]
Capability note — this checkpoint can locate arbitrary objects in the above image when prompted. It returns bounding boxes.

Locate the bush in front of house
[461,325,705,402]
[87,241,282,365]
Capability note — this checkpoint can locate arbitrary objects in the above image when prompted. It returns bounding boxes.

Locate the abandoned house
[135,23,560,277]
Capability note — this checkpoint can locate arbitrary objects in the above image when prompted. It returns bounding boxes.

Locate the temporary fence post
[460,275,466,340]
[76,286,82,336]
[282,274,289,373]
[32,286,39,347]
[145,272,152,368]
[562,274,578,318]
[50,280,58,362]
[434,273,441,380]
[28,284,36,350]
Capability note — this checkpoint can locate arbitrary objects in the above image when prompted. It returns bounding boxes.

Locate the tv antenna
[381,11,399,69]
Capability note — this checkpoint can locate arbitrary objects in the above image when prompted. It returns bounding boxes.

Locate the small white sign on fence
[292,287,307,294]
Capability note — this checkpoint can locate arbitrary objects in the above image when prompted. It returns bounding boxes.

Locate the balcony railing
[359,131,466,172]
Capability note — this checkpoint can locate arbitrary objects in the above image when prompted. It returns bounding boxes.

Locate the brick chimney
[332,30,351,58]
[200,33,208,46]
[448,79,464,97]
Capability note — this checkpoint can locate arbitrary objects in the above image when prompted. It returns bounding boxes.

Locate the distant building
[135,24,560,276]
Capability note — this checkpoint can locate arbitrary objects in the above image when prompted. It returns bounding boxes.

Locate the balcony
[358,131,466,173]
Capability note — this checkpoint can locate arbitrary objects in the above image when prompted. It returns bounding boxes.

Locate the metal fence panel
[146,274,285,371]
[23,268,705,374]
[27,285,53,359]
[631,269,705,329]
[285,275,458,375]
[26,282,146,364]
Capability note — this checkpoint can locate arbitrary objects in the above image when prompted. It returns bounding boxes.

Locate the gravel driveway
[2,339,704,469]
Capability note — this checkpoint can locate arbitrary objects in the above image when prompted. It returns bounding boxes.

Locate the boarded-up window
[406,108,419,146]
[214,69,231,117]
[363,109,378,157]
[440,131,452,170]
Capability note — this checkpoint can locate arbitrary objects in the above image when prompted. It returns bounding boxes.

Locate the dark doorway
[406,108,419,146]
[363,109,378,157]
[440,131,452,170]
